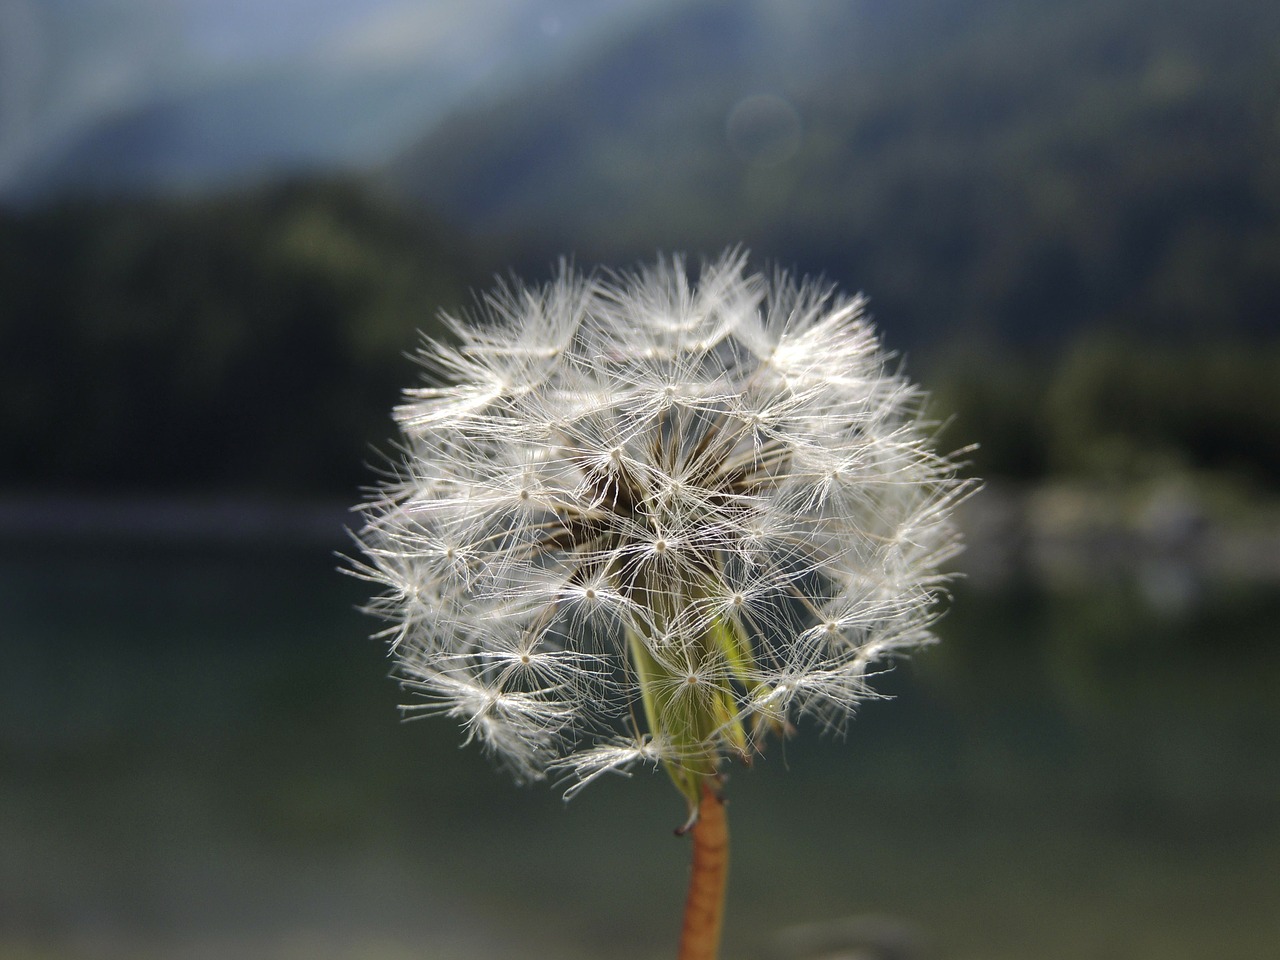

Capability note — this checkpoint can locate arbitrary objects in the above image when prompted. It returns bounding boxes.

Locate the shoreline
[0,495,354,547]
[959,480,1280,590]
[1,484,1278,587]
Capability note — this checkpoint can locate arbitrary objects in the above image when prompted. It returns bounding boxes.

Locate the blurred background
[2,1,1278,958]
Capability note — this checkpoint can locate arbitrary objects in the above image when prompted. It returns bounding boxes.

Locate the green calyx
[627,596,765,822]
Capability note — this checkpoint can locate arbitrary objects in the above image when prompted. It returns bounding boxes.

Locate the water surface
[3,540,1277,959]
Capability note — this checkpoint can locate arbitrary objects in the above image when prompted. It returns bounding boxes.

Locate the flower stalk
[678,781,729,960]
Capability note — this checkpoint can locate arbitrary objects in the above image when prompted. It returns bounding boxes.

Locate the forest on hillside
[3,180,1278,498]
[0,181,469,495]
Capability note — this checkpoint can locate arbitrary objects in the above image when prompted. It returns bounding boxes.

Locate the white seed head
[353,250,974,798]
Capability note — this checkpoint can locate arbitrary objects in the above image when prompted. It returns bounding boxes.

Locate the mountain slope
[388,0,1280,346]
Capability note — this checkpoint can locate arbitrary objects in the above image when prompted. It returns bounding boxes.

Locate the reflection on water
[3,541,1278,960]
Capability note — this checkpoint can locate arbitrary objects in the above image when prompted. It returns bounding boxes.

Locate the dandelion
[351,250,974,960]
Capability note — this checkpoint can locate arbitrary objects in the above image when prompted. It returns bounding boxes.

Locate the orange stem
[677,782,729,960]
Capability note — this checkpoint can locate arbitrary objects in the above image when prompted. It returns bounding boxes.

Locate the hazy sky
[0,0,658,192]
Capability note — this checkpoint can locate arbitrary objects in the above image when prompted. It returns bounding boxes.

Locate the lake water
[3,537,1278,960]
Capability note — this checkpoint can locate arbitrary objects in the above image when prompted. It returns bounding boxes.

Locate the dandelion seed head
[353,250,974,799]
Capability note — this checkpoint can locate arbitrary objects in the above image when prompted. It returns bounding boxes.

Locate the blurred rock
[763,915,927,960]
